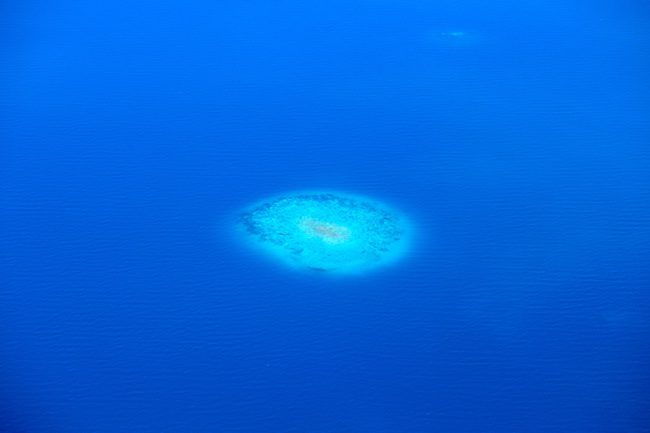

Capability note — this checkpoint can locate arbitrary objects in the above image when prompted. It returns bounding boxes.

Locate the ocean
[2,1,649,432]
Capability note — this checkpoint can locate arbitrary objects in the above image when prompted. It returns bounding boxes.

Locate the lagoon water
[238,191,410,274]
[2,1,649,432]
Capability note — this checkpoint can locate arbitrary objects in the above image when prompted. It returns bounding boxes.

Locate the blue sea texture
[1,0,649,432]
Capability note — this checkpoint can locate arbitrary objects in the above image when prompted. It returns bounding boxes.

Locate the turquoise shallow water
[238,191,411,274]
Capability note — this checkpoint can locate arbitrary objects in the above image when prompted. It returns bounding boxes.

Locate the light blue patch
[237,191,412,274]
[428,29,482,48]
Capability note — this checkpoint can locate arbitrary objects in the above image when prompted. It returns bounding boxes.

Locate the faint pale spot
[428,29,482,47]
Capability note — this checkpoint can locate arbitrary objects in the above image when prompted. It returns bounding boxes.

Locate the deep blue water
[2,1,650,432]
